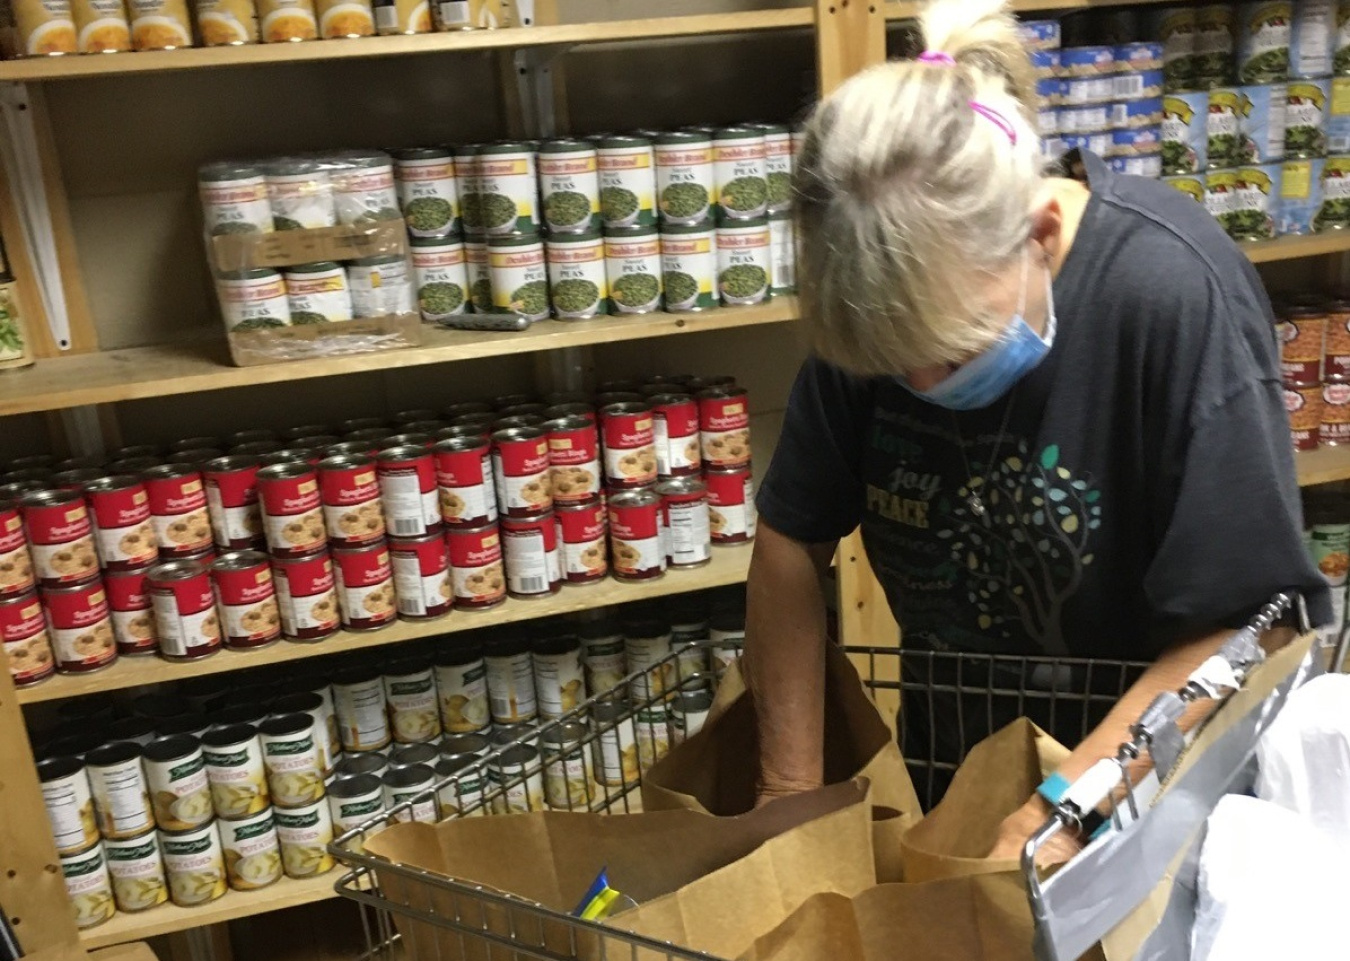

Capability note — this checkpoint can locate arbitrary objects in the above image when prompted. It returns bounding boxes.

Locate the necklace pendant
[967,493,986,517]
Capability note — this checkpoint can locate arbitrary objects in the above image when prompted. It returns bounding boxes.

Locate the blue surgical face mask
[899,251,1057,411]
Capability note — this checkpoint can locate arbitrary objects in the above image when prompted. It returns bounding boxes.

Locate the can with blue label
[1112,125,1163,156]
[1162,173,1207,202]
[1061,45,1115,77]
[1205,168,1241,233]
[1162,92,1210,173]
[1109,154,1164,178]
[1208,88,1244,168]
[1030,50,1060,79]
[1020,19,1061,52]
[1290,0,1335,78]
[1327,76,1350,152]
[1064,74,1116,105]
[1040,138,1068,164]
[1237,1,1293,84]
[1112,97,1165,128]
[1231,163,1283,239]
[1036,76,1064,107]
[1316,154,1350,229]
[1149,7,1198,91]
[1038,109,1059,137]
[1239,82,1289,161]
[1113,70,1165,100]
[1193,5,1236,84]
[1060,104,1112,133]
[1280,157,1323,233]
[1061,131,1113,156]
[1114,42,1165,72]
[1286,77,1332,157]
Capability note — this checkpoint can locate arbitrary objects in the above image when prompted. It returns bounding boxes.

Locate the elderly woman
[744,0,1329,856]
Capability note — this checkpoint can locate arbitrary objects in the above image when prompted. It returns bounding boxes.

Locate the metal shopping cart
[330,592,1328,961]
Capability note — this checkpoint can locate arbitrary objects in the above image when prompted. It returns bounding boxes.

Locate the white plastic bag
[1255,672,1350,838]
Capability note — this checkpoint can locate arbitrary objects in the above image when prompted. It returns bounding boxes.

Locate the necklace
[951,391,1017,521]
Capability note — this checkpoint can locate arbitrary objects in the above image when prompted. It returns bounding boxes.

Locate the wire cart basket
[330,592,1328,961]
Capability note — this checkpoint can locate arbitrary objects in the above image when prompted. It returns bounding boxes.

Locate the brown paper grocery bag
[642,643,921,880]
[363,779,876,961]
[900,718,1069,883]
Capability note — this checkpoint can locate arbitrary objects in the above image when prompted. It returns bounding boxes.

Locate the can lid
[273,691,323,715]
[327,149,394,169]
[211,549,270,573]
[597,134,652,149]
[156,714,210,738]
[393,146,452,161]
[487,232,544,248]
[540,721,589,747]
[383,762,436,789]
[546,228,602,244]
[329,772,383,798]
[259,712,314,739]
[659,219,716,236]
[539,138,596,154]
[603,224,658,240]
[142,733,201,764]
[714,125,763,141]
[490,743,539,766]
[214,703,268,728]
[654,130,711,146]
[768,209,793,222]
[218,267,282,282]
[389,742,440,768]
[589,696,631,721]
[284,261,344,274]
[749,122,790,136]
[409,235,464,249]
[350,253,406,266]
[434,754,482,777]
[36,754,84,781]
[261,158,322,177]
[334,752,389,779]
[532,632,580,657]
[717,215,768,229]
[86,740,143,768]
[434,638,484,665]
[577,617,621,641]
[199,161,264,183]
[480,141,535,156]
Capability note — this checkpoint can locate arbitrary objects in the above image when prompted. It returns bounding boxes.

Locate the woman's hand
[987,795,1083,865]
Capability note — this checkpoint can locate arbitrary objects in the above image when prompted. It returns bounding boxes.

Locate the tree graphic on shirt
[935,441,1102,654]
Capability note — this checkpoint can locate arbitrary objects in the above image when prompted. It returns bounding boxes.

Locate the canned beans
[143,465,213,558]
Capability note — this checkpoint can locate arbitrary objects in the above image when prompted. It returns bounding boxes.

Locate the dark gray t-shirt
[759,151,1330,660]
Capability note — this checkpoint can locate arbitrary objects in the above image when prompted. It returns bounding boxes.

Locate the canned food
[1162,93,1209,175]
[1231,163,1282,239]
[604,227,662,314]
[333,665,392,752]
[657,476,712,569]
[756,122,792,214]
[382,763,438,823]
[607,489,665,581]
[218,807,282,891]
[216,268,290,330]
[1325,298,1350,377]
[501,512,562,598]
[409,236,469,322]
[624,619,674,700]
[159,821,228,905]
[487,743,544,814]
[284,261,352,323]
[635,705,670,773]
[0,591,55,686]
[1322,378,1350,445]
[434,755,487,817]
[201,723,271,819]
[99,567,152,657]
[555,499,607,584]
[333,752,389,781]
[1286,380,1324,450]
[388,533,451,620]
[388,742,437,768]
[1287,78,1331,157]
[143,734,213,832]
[427,646,485,737]
[1193,4,1235,82]
[259,713,325,808]
[270,551,340,641]
[86,741,155,840]
[257,462,326,557]
[768,211,795,296]
[22,489,98,588]
[0,501,35,599]
[579,619,626,696]
[38,755,100,855]
[327,774,386,843]
[716,217,770,306]
[431,435,495,527]
[540,722,592,811]
[533,634,585,719]
[1063,74,1115,105]
[1281,306,1329,382]
[698,385,752,468]
[271,692,335,778]
[377,445,440,538]
[590,698,638,787]
[476,143,539,235]
[44,579,118,673]
[331,543,396,631]
[128,0,193,49]
[139,467,207,561]
[710,610,744,676]
[484,632,536,723]
[1237,0,1292,84]
[660,220,719,311]
[671,688,714,744]
[1239,83,1289,163]
[395,147,460,238]
[600,401,657,488]
[445,522,506,609]
[146,559,220,660]
[1062,44,1114,76]
[274,799,335,878]
[61,845,115,930]
[597,136,657,229]
[545,414,601,505]
[381,658,441,743]
[1018,18,1059,50]
[486,233,549,322]
[536,140,600,236]
[348,253,415,318]
[208,550,280,650]
[491,426,552,517]
[1112,98,1164,130]
[705,465,757,544]
[654,131,715,226]
[104,831,169,912]
[712,126,768,220]
[83,476,156,572]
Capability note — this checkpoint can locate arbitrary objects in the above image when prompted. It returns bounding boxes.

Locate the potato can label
[385,670,442,742]
[195,0,259,44]
[43,768,100,855]
[146,752,213,831]
[592,716,638,787]
[16,0,78,56]
[61,847,115,929]
[334,678,391,751]
[274,803,335,878]
[161,827,227,906]
[203,739,271,819]
[220,811,282,891]
[543,747,591,810]
[105,835,169,912]
[533,649,585,719]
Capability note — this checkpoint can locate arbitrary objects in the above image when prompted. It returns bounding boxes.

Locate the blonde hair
[793,0,1044,377]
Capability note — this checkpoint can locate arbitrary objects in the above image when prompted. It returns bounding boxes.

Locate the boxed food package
[199,152,422,367]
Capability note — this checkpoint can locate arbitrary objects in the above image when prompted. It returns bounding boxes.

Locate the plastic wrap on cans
[1064,72,1115,105]
[1286,77,1332,157]
[1280,157,1324,232]
[1060,130,1112,157]
[1317,154,1350,228]
[1239,83,1289,161]
[1291,0,1336,77]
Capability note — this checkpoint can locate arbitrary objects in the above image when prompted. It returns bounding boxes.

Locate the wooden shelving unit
[1297,446,1350,487]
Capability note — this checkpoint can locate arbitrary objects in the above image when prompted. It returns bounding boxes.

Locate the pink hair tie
[968,101,1018,145]
[917,50,956,65]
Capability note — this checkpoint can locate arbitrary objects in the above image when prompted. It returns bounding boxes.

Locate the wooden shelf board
[0,9,815,82]
[886,0,1174,18]
[1243,232,1350,264]
[1297,446,1350,487]
[0,298,796,417]
[19,544,753,704]
[78,872,338,949]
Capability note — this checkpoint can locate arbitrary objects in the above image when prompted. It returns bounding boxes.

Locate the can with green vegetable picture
[1207,87,1244,168]
[411,236,470,322]
[1316,153,1350,228]
[478,142,539,236]
[1236,1,1292,84]
[465,238,491,313]
[284,261,352,324]
[546,229,607,320]
[394,147,460,239]
[1286,77,1331,157]
[539,139,600,234]
[0,279,33,371]
[713,126,768,220]
[597,135,657,229]
[716,217,770,306]
[218,268,291,331]
[752,122,793,214]
[654,131,715,226]
[454,145,484,238]
[604,226,662,314]
[1230,163,1282,239]
[488,233,550,321]
[659,220,717,312]
[199,162,274,238]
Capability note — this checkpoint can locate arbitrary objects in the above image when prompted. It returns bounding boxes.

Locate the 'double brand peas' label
[410,238,469,321]
[660,222,717,311]
[395,148,460,238]
[546,232,607,319]
[717,219,770,307]
[538,141,600,233]
[604,229,662,315]
[488,235,549,321]
[598,137,657,229]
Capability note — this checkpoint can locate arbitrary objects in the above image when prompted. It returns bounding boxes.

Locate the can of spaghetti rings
[84,475,158,572]
[143,465,213,558]
[545,414,601,504]
[256,462,326,558]
[270,550,339,641]
[0,590,56,686]
[389,532,452,619]
[704,465,757,545]
[210,550,282,650]
[318,453,385,548]
[555,499,607,584]
[697,385,751,468]
[21,489,99,588]
[607,488,665,581]
[376,445,440,539]
[445,522,506,610]
[44,579,118,673]
[0,498,35,598]
[650,392,701,479]
[431,435,497,528]
[147,558,222,661]
[656,475,712,569]
[491,426,552,518]
[501,512,563,599]
[104,567,156,656]
[600,401,658,489]
[331,542,397,631]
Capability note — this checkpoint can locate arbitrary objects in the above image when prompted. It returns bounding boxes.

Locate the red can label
[148,566,221,660]
[43,581,117,673]
[445,524,506,609]
[601,408,657,488]
[0,592,55,685]
[320,461,386,548]
[145,472,213,557]
[105,568,156,655]
[433,439,497,528]
[259,469,326,557]
[492,434,553,517]
[332,545,397,630]
[377,451,441,538]
[87,482,158,571]
[212,556,281,650]
[699,389,751,468]
[556,501,607,583]
[653,396,701,477]
[0,507,35,597]
[389,535,452,619]
[661,488,712,567]
[270,552,339,641]
[501,514,562,598]
[547,419,601,504]
[23,495,99,587]
[204,458,263,550]
[705,467,758,543]
[607,496,665,580]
